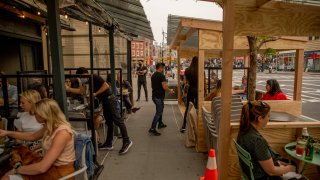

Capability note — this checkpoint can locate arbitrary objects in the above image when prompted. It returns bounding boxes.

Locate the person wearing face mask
[136,60,148,102]
[66,67,133,155]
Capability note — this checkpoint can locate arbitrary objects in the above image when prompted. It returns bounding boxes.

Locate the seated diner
[14,90,43,149]
[0,99,75,180]
[261,79,288,100]
[237,101,297,179]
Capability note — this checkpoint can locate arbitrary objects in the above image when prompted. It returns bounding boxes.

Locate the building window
[315,36,320,40]
[132,42,135,49]
[136,50,139,56]
[132,51,135,57]
[140,43,143,49]
[141,51,143,57]
[309,36,313,40]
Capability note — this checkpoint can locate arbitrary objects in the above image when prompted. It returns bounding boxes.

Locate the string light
[64,14,68,19]
[37,11,41,15]
[98,28,101,32]
[86,21,88,25]
[21,14,25,18]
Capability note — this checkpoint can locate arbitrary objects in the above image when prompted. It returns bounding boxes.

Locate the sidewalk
[98,76,206,180]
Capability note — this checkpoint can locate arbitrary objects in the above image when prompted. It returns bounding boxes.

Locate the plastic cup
[296,137,306,156]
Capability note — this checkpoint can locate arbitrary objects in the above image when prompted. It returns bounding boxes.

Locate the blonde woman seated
[205,79,221,101]
[0,99,75,180]
[14,90,43,149]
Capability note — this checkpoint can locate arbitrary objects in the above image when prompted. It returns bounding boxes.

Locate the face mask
[81,78,88,84]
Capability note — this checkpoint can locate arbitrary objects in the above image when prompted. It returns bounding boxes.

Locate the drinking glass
[296,137,306,156]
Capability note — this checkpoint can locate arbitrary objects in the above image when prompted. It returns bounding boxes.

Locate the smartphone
[286,145,296,151]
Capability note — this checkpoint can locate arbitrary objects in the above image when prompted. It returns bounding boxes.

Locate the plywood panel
[199,30,223,50]
[263,100,302,117]
[198,30,306,50]
[234,2,320,36]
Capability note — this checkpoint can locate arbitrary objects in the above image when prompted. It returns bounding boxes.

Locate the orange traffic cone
[200,149,218,180]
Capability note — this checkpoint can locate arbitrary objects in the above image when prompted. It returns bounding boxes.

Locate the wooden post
[197,47,207,152]
[41,26,48,71]
[293,49,304,101]
[177,48,182,104]
[219,0,235,179]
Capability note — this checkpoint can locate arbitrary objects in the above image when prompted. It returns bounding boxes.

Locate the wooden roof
[209,0,320,36]
[167,15,308,58]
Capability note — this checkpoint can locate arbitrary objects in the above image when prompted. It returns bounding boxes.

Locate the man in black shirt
[149,63,174,136]
[67,67,132,155]
[136,61,148,101]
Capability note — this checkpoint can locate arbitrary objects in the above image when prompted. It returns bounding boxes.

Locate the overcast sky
[141,0,223,43]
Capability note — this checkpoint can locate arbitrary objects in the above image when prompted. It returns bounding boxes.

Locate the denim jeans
[137,80,148,100]
[103,95,129,144]
[151,96,164,129]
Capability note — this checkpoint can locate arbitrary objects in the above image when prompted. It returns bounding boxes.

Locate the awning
[96,0,154,40]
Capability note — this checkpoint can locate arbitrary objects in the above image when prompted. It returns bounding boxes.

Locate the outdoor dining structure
[169,0,320,179]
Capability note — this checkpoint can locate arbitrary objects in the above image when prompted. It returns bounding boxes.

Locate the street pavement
[99,76,206,180]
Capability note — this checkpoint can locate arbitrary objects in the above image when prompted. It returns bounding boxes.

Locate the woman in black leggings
[180,56,198,133]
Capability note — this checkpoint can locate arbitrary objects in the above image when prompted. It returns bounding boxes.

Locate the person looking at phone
[149,63,174,136]
[237,101,297,179]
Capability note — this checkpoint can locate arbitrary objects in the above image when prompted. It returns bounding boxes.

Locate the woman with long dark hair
[237,101,296,179]
[180,56,198,133]
[261,79,288,100]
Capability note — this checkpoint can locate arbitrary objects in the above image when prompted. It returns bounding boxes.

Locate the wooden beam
[181,18,222,32]
[256,0,272,8]
[0,1,46,23]
[219,0,235,179]
[196,49,207,152]
[169,21,183,48]
[293,49,304,101]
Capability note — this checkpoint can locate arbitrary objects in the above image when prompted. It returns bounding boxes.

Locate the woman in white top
[14,90,43,132]
[14,90,43,149]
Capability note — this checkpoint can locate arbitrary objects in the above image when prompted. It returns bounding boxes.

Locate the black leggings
[181,88,198,129]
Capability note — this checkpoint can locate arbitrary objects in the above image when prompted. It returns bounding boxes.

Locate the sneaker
[119,141,133,155]
[180,128,186,133]
[98,143,114,150]
[148,129,161,136]
[158,123,167,129]
[131,107,141,113]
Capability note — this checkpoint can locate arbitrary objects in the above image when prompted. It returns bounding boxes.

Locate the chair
[233,139,255,180]
[59,140,88,180]
[202,107,218,151]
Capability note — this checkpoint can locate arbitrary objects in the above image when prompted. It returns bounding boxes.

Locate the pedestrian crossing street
[231,71,320,103]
